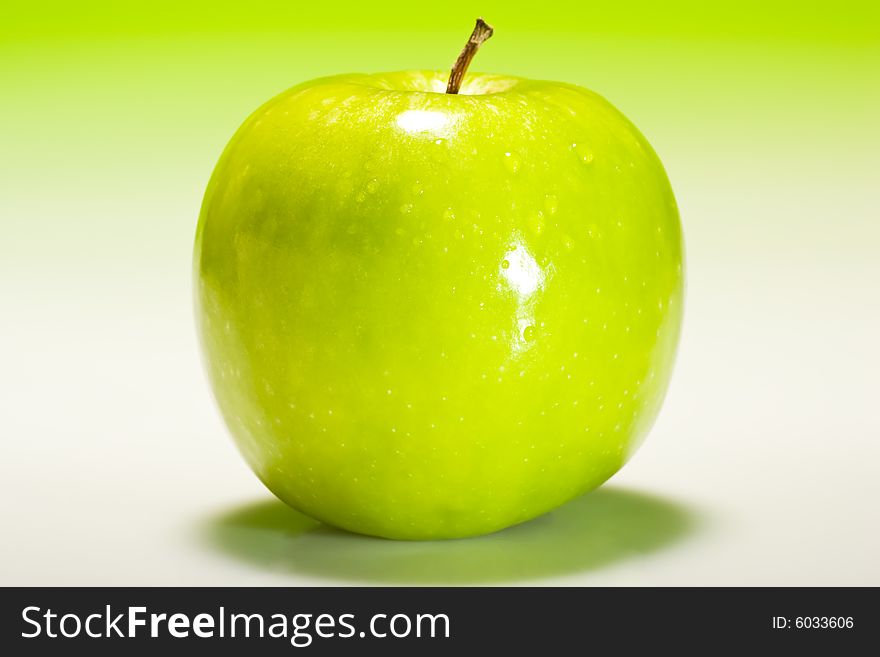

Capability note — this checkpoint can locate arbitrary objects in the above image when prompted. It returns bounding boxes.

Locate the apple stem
[446,18,494,94]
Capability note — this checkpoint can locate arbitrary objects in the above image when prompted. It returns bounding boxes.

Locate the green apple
[195,21,683,540]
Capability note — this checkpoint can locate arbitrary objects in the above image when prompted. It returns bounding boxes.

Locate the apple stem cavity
[446,18,494,94]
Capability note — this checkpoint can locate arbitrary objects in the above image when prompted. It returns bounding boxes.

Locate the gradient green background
[1,2,878,584]
[2,1,877,282]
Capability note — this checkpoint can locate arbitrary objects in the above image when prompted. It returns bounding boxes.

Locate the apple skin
[195,71,683,540]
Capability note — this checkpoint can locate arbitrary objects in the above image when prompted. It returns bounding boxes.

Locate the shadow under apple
[201,486,699,584]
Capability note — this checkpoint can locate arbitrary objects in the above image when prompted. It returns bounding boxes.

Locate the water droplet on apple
[523,325,536,342]
[571,142,594,165]
[501,259,510,269]
[529,211,545,235]
[502,151,520,173]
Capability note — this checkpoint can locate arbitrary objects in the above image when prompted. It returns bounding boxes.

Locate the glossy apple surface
[195,71,683,539]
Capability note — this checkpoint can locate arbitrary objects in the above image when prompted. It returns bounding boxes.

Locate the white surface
[3,166,878,588]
